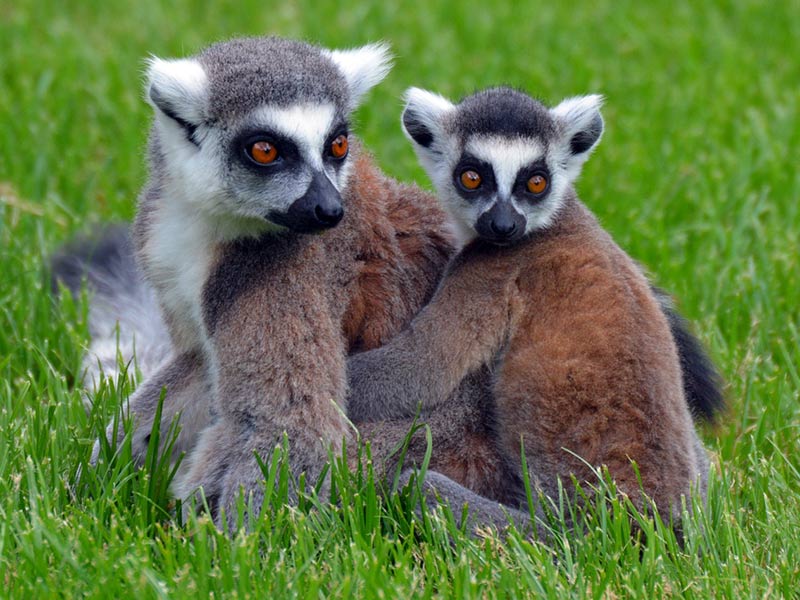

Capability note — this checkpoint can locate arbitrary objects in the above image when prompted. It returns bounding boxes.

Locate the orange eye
[250,141,278,164]
[527,174,548,194]
[331,134,348,159]
[460,170,482,190]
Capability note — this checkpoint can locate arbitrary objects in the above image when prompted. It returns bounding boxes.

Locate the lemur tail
[651,286,725,424]
[51,225,172,396]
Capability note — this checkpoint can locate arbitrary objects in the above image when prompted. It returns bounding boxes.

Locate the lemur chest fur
[145,201,215,350]
[143,197,273,352]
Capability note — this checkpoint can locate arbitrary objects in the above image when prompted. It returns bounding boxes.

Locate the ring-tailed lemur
[346,87,720,530]
[56,37,460,527]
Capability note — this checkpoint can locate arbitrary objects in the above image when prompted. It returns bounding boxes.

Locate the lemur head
[401,87,603,245]
[145,37,392,234]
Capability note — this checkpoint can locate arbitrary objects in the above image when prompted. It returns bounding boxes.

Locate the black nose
[314,202,344,227]
[475,200,527,244]
[490,217,517,238]
[267,171,344,233]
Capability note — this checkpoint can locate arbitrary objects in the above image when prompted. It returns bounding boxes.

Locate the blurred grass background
[1,0,798,597]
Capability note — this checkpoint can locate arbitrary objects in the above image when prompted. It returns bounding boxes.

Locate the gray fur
[451,87,560,143]
[199,37,350,120]
[56,60,718,539]
[87,37,396,502]
[91,350,213,467]
[51,225,172,396]
[76,37,497,532]
[399,470,539,537]
[134,38,395,356]
[347,251,505,421]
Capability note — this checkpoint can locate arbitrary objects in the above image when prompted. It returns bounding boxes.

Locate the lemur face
[402,87,604,246]
[145,38,391,234]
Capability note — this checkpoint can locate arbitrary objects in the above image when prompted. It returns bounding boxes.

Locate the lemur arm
[191,236,355,507]
[346,249,519,421]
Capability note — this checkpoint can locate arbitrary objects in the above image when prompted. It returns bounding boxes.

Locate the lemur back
[347,87,718,527]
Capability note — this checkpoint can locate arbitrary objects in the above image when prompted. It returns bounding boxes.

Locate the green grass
[1,0,799,597]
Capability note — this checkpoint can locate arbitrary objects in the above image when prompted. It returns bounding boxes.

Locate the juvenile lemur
[64,37,458,525]
[346,87,718,526]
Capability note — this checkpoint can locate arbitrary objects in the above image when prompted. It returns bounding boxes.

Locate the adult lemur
[56,37,459,525]
[346,87,720,529]
[54,38,721,532]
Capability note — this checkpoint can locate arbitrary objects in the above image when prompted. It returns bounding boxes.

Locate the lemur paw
[88,421,125,467]
[176,421,336,530]
[89,417,153,468]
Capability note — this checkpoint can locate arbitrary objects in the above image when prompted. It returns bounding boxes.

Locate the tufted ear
[145,56,209,145]
[401,87,455,158]
[324,42,393,109]
[550,94,604,176]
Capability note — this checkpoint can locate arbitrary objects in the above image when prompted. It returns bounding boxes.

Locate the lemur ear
[324,43,393,109]
[401,87,455,154]
[551,94,604,157]
[145,57,209,144]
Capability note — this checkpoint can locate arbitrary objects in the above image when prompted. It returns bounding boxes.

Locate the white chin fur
[447,217,478,248]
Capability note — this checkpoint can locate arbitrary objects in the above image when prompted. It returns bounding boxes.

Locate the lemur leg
[357,367,520,501]
[346,250,521,422]
[175,364,506,528]
[91,351,212,467]
[357,367,541,537]
[398,470,542,538]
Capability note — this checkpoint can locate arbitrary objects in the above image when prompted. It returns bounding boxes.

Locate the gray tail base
[51,224,172,394]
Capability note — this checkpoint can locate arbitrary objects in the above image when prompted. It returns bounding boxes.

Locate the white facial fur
[463,135,567,236]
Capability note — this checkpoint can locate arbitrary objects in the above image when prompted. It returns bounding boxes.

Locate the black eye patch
[233,129,301,172]
[452,154,497,200]
[513,158,551,201]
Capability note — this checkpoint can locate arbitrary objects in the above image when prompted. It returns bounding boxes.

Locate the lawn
[1,0,798,597]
